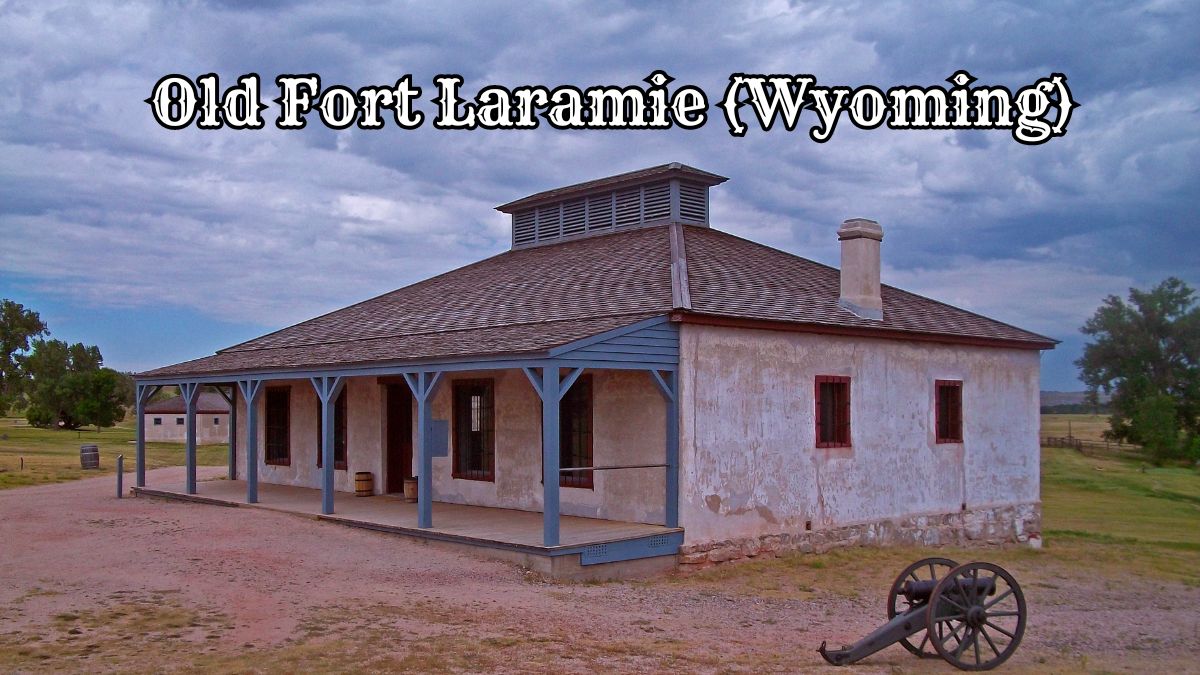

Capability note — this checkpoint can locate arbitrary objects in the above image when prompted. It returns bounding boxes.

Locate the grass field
[1039,413,1113,442]
[0,417,226,490]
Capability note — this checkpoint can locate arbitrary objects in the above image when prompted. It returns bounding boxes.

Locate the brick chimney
[837,218,884,320]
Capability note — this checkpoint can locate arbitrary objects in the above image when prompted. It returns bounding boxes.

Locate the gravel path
[1,469,1197,673]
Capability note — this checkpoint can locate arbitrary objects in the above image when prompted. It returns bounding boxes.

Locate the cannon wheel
[887,557,958,657]
[927,561,1027,671]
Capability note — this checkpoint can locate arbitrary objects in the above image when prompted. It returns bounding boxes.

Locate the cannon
[818,558,1027,671]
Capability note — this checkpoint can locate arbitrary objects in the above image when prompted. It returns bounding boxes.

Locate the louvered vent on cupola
[496,163,729,249]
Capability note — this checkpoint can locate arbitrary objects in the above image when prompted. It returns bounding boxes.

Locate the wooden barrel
[80,445,99,470]
[354,471,373,497]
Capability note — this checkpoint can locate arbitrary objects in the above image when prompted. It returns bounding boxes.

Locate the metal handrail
[559,463,667,472]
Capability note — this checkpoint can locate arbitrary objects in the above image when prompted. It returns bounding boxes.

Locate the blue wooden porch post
[541,366,561,546]
[134,384,158,488]
[651,370,680,528]
[404,371,443,529]
[311,376,346,515]
[179,382,201,494]
[236,379,264,503]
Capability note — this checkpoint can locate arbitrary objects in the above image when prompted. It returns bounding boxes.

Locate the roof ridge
[221,310,669,355]
[668,222,692,310]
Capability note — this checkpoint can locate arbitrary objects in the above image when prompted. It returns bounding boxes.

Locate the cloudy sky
[1,1,1197,390]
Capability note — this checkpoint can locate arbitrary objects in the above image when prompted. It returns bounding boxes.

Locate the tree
[21,338,127,429]
[0,299,48,413]
[66,369,127,428]
[1077,277,1200,462]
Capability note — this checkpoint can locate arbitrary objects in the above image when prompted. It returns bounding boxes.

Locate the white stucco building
[135,164,1053,575]
[143,392,229,445]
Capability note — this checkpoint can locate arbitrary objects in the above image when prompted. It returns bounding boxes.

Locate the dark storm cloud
[1,0,1196,386]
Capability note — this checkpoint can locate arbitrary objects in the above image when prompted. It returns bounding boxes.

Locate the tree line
[0,299,132,429]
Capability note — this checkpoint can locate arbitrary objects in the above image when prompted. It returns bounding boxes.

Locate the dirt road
[1,469,1197,673]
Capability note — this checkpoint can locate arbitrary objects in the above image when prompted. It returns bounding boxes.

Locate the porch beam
[541,366,561,546]
[311,375,346,515]
[179,382,202,494]
[134,384,160,488]
[236,379,264,503]
[650,369,680,528]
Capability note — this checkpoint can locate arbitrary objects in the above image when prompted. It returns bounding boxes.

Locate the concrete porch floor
[132,478,684,579]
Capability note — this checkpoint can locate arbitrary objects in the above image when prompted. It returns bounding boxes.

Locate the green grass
[1041,444,1200,552]
[0,416,226,489]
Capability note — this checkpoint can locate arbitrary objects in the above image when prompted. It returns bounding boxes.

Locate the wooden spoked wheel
[887,557,958,657]
[927,561,1027,671]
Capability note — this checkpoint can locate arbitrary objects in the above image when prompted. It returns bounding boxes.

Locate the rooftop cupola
[496,162,728,249]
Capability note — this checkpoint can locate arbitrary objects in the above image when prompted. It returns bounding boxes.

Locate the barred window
[936,380,963,443]
[559,375,593,489]
[265,387,290,466]
[453,380,494,481]
[815,376,851,448]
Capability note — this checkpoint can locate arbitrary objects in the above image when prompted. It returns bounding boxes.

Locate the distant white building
[143,392,229,444]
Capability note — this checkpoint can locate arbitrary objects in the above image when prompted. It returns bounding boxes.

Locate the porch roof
[140,222,1055,380]
[139,312,662,377]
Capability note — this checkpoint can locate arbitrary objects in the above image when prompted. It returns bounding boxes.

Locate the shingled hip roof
[139,224,1054,379]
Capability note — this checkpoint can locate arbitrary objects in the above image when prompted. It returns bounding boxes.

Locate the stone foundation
[678,502,1041,570]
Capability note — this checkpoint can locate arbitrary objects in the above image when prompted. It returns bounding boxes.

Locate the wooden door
[385,384,413,493]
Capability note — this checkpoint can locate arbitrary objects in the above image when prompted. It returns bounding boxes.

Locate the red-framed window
[815,375,851,448]
[935,380,963,443]
[452,379,495,481]
[265,387,291,466]
[315,389,348,470]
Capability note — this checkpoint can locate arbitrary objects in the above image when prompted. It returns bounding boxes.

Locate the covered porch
[133,316,684,575]
[134,478,682,577]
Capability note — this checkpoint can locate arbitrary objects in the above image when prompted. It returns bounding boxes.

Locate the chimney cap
[838,218,883,242]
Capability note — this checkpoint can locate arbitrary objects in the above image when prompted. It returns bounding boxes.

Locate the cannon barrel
[902,576,995,603]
